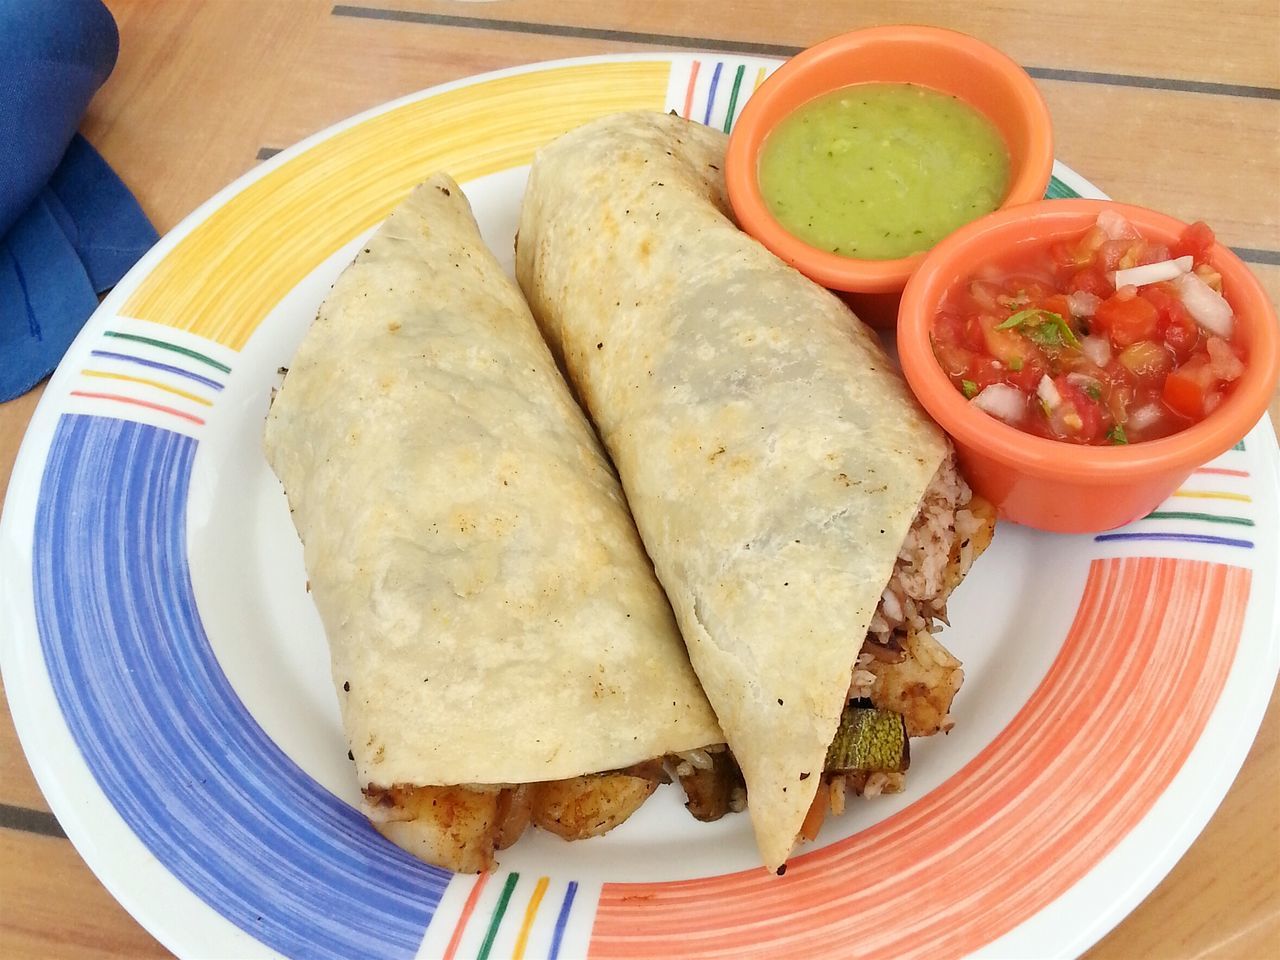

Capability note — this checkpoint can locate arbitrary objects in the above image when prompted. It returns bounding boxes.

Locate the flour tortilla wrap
[516,113,951,870]
[264,174,722,866]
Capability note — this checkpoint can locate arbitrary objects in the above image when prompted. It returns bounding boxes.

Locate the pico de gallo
[931,212,1244,444]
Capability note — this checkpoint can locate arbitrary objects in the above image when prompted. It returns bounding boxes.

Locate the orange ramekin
[725,25,1054,327]
[898,198,1280,533]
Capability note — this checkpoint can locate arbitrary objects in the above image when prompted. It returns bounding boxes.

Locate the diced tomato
[962,314,988,353]
[1067,265,1112,299]
[1134,242,1171,266]
[1097,239,1138,272]
[1162,355,1218,419]
[1041,294,1074,322]
[1006,355,1046,392]
[1056,380,1106,443]
[1164,314,1199,362]
[966,356,1008,391]
[1173,221,1216,264]
[934,310,967,348]
[1093,294,1159,348]
[1142,284,1200,362]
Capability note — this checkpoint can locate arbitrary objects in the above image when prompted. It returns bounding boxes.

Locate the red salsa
[931,214,1245,444]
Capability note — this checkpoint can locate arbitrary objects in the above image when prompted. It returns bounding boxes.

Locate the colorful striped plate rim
[0,53,1276,960]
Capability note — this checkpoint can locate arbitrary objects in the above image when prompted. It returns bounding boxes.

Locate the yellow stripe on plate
[122,61,669,350]
[81,369,214,407]
[1173,490,1253,503]
[512,876,550,960]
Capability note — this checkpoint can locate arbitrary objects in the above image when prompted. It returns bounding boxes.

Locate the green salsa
[757,82,1011,260]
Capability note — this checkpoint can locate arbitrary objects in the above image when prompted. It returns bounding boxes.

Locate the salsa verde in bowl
[898,199,1280,534]
[725,25,1052,326]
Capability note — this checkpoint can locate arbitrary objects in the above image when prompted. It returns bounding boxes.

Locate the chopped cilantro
[1084,382,1103,401]
[1107,423,1128,445]
[961,379,978,398]
[996,308,1082,350]
[1009,356,1024,371]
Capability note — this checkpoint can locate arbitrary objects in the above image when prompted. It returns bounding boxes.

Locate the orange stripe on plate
[1195,467,1250,478]
[588,558,1249,958]
[443,873,491,960]
[68,391,206,426]
[512,876,551,960]
[683,60,701,119]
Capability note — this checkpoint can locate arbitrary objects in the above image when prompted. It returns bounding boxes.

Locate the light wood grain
[1,1,1277,957]
[343,0,1280,87]
[0,830,169,959]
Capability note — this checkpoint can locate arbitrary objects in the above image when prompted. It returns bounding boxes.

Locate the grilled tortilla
[264,173,722,871]
[516,112,981,871]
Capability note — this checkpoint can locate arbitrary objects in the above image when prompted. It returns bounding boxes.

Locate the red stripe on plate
[1194,467,1250,477]
[68,390,206,426]
[588,558,1248,958]
[682,60,701,119]
[443,872,491,960]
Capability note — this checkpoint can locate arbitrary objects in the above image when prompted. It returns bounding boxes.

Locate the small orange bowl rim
[897,198,1280,481]
[725,24,1056,294]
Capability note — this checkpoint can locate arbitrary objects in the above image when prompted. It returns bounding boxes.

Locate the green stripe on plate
[103,331,233,374]
[1144,511,1254,526]
[477,872,520,960]
[723,63,746,132]
[1044,175,1081,199]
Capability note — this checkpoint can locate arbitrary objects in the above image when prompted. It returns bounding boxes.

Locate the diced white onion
[1111,256,1193,289]
[1068,290,1102,317]
[972,383,1026,424]
[1036,374,1063,410]
[1173,272,1233,337]
[1081,335,1112,368]
[1129,404,1162,431]
[1097,209,1140,240]
[1067,372,1100,391]
[1206,337,1245,380]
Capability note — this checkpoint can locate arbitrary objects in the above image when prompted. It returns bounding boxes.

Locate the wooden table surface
[1,2,1277,957]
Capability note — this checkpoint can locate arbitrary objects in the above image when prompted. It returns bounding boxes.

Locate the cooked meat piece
[529,769,661,840]
[363,783,507,873]
[866,628,964,737]
[674,750,746,822]
[868,456,995,646]
[493,784,533,851]
[941,494,996,605]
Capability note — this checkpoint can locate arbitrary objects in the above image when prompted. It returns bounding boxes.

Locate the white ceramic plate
[2,54,1277,960]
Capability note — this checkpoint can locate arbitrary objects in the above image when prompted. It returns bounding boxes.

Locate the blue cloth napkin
[1,0,158,402]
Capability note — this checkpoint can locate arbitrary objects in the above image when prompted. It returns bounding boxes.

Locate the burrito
[264,173,724,872]
[516,112,994,871]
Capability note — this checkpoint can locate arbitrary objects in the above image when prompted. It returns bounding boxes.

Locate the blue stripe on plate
[548,880,579,960]
[89,348,226,391]
[33,415,450,959]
